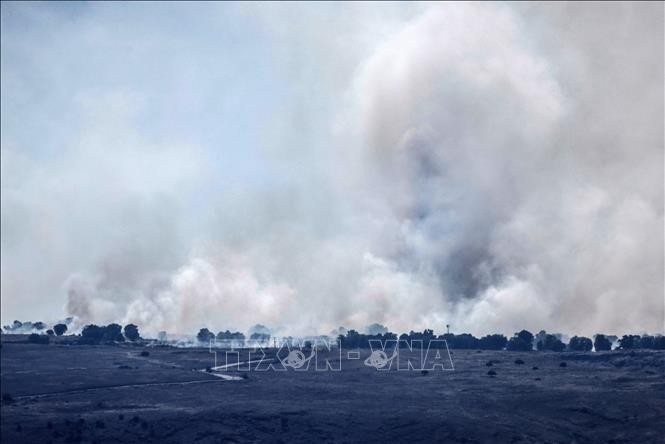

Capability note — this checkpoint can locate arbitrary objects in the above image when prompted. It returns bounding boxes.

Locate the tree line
[338,329,665,351]
[23,323,141,345]
[9,319,665,351]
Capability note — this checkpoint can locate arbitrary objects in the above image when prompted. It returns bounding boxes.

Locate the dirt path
[12,377,224,400]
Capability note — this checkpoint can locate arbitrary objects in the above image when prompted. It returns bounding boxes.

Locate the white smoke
[2,3,662,337]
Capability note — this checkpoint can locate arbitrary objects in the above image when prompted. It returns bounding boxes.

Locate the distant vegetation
[5,319,665,352]
[80,323,141,344]
[593,334,612,351]
[535,332,566,352]
[569,336,593,352]
[196,328,215,343]
[216,330,246,341]
[336,328,665,352]
[123,324,141,341]
[27,333,49,344]
[53,323,68,336]
[506,330,535,351]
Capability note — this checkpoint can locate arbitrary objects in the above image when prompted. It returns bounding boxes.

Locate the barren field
[1,339,664,443]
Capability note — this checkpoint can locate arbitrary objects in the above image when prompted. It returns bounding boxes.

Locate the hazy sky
[1,2,663,337]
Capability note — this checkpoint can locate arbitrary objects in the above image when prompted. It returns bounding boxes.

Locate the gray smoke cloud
[1,3,663,337]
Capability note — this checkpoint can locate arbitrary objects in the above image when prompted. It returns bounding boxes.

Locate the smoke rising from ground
[1,3,663,337]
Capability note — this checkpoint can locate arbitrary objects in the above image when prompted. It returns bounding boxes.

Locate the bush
[639,335,655,349]
[536,334,565,352]
[618,335,641,350]
[479,334,507,350]
[654,336,665,350]
[81,324,125,344]
[249,332,270,342]
[216,330,246,341]
[104,323,124,342]
[33,322,46,331]
[506,330,534,351]
[124,324,140,341]
[197,328,215,343]
[28,333,49,344]
[593,334,612,351]
[46,329,55,336]
[53,323,68,336]
[568,336,592,352]
[81,325,105,343]
[449,333,480,349]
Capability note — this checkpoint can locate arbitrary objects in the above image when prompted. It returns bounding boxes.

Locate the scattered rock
[514,359,524,365]
[485,361,493,367]
[140,351,150,357]
[1,393,13,404]
[532,366,539,370]
[487,370,497,377]
[95,420,105,429]
[421,370,429,376]
[559,362,568,368]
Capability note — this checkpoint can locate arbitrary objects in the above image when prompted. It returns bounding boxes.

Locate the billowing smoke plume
[2,3,662,337]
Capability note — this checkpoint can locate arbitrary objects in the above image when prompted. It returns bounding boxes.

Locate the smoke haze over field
[1,3,663,337]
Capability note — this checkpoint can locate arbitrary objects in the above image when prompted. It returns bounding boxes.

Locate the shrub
[639,335,655,349]
[216,330,246,341]
[80,324,124,344]
[250,332,270,342]
[53,323,68,336]
[536,334,565,352]
[449,333,480,349]
[81,325,104,343]
[28,333,49,344]
[618,335,641,350]
[197,328,215,343]
[593,334,612,351]
[506,330,534,351]
[653,336,665,350]
[46,329,55,336]
[479,334,508,350]
[124,324,140,341]
[104,323,124,342]
[568,336,592,352]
